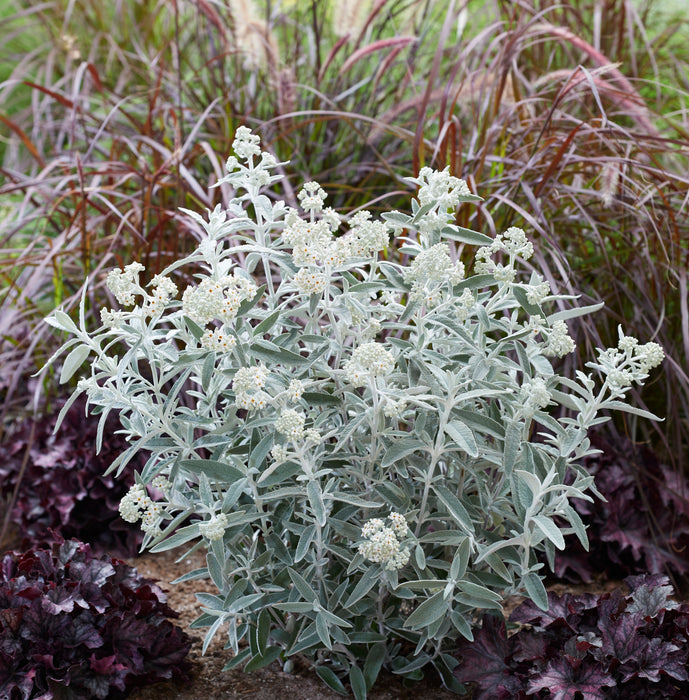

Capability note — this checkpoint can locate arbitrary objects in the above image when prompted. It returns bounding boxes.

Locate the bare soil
[124,549,460,700]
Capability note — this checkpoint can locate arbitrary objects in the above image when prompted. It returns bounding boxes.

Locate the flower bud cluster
[405,243,466,304]
[344,211,389,257]
[233,365,270,410]
[198,513,228,541]
[298,181,328,214]
[232,126,261,161]
[275,408,306,441]
[182,273,257,326]
[415,167,471,211]
[119,483,166,537]
[345,342,395,387]
[542,320,576,357]
[475,227,534,283]
[142,275,178,317]
[106,262,145,306]
[358,513,410,570]
[592,328,665,392]
[519,377,552,417]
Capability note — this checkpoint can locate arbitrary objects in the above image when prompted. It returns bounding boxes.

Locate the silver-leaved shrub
[43,127,664,696]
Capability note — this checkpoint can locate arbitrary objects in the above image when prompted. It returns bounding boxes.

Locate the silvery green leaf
[363,644,386,690]
[403,591,448,630]
[46,310,79,334]
[244,647,282,672]
[350,664,367,700]
[315,614,332,650]
[396,580,446,591]
[288,568,318,603]
[344,567,379,608]
[315,666,348,695]
[295,525,316,564]
[450,537,471,581]
[330,492,383,508]
[548,301,605,323]
[601,400,662,421]
[59,344,90,384]
[450,611,474,641]
[257,459,300,488]
[502,421,522,477]
[440,224,492,246]
[523,572,549,611]
[532,515,565,550]
[434,485,475,535]
[307,480,327,527]
[562,505,589,550]
[201,352,215,392]
[445,420,479,457]
[452,408,504,439]
[150,523,200,552]
[381,438,427,468]
[456,580,503,604]
[512,286,542,316]
[202,615,226,655]
[414,544,426,570]
[180,459,245,482]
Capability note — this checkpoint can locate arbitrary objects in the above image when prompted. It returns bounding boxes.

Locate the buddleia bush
[42,128,664,697]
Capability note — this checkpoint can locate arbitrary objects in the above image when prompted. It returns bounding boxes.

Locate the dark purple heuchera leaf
[453,613,525,699]
[456,575,689,698]
[0,396,145,556]
[550,432,689,583]
[0,533,191,700]
[527,657,615,699]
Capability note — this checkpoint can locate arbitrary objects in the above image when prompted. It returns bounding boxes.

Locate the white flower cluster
[344,342,395,387]
[233,365,270,410]
[344,211,389,258]
[232,125,261,161]
[593,329,665,392]
[358,513,410,570]
[283,217,340,266]
[519,377,552,417]
[383,398,407,419]
[542,320,576,357]
[455,288,476,322]
[475,227,534,283]
[288,379,304,402]
[142,275,178,317]
[415,167,472,211]
[293,267,328,295]
[106,261,145,306]
[404,243,465,297]
[275,408,305,441]
[100,308,127,329]
[523,273,551,306]
[118,483,166,537]
[298,181,328,214]
[200,327,237,352]
[198,513,228,541]
[182,273,257,326]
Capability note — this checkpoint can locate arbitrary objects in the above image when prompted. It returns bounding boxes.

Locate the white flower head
[358,512,410,570]
[543,320,576,357]
[199,513,228,541]
[345,342,395,388]
[275,408,306,442]
[232,126,261,161]
[416,167,472,212]
[106,262,145,306]
[298,181,327,214]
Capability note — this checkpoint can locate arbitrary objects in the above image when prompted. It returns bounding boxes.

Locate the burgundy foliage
[0,397,144,556]
[455,574,689,699]
[552,432,689,583]
[0,533,191,700]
